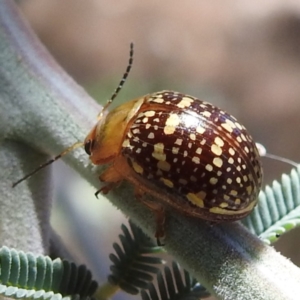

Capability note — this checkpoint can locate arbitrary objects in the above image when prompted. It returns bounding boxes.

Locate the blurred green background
[18,1,300,299]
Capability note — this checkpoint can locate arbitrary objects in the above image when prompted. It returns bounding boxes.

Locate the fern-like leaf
[108,220,164,295]
[0,246,98,299]
[140,261,210,300]
[242,166,300,243]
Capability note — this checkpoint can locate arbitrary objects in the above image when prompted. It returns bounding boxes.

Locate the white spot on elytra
[175,139,183,146]
[228,157,234,164]
[152,143,166,161]
[179,178,188,185]
[192,156,200,164]
[213,157,223,168]
[196,126,205,134]
[177,97,194,108]
[210,177,218,185]
[132,128,140,134]
[205,164,213,171]
[164,114,180,135]
[172,147,179,154]
[153,97,164,103]
[148,132,155,139]
[157,160,171,171]
[196,147,202,155]
[229,148,235,156]
[214,137,224,147]
[160,177,174,188]
[144,110,155,117]
[190,133,196,141]
[211,144,222,156]
[202,111,211,118]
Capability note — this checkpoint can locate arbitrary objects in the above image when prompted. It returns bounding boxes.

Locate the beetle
[13,43,263,243]
[84,89,263,241]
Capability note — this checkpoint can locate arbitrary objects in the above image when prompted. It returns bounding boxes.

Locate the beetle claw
[156,236,165,247]
[95,189,101,198]
[95,182,119,198]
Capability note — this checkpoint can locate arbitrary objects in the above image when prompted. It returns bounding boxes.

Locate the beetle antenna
[12,141,84,187]
[98,42,134,120]
[256,143,298,168]
[13,43,134,187]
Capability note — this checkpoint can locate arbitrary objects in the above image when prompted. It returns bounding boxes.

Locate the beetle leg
[95,166,123,197]
[100,165,124,182]
[134,188,166,245]
[95,182,121,198]
[145,201,165,246]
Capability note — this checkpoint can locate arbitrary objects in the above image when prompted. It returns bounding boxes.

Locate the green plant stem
[0,1,300,299]
[0,0,99,255]
[0,141,51,253]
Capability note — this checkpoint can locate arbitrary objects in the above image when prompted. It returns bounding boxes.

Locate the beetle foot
[95,182,119,198]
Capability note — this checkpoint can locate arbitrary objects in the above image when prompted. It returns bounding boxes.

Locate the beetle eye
[84,139,94,155]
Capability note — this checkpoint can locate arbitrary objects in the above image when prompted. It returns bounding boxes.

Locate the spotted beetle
[13,43,263,242]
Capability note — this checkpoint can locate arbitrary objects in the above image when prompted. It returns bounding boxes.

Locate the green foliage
[0,246,97,300]
[2,163,300,300]
[0,221,211,300]
[141,262,210,300]
[3,164,299,300]
[243,167,300,243]
[108,220,164,295]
